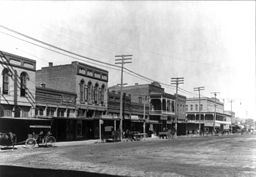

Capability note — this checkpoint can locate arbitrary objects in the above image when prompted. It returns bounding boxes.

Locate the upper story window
[87,81,92,104]
[190,104,193,111]
[94,83,99,104]
[100,84,105,105]
[185,105,188,111]
[20,72,29,97]
[138,97,142,104]
[79,80,85,103]
[200,104,203,111]
[195,104,198,111]
[2,68,10,95]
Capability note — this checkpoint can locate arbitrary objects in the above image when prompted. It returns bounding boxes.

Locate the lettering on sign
[78,68,86,75]
[102,75,108,80]
[94,73,101,79]
[10,59,21,66]
[87,70,93,77]
[24,62,34,69]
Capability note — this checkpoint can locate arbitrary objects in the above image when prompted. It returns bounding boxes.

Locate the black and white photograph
[0,1,255,177]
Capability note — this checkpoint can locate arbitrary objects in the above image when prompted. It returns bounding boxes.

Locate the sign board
[131,115,139,120]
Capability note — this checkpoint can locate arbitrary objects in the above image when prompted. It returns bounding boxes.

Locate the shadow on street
[0,165,120,177]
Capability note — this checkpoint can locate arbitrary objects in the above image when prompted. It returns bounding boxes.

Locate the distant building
[109,82,186,135]
[36,61,108,140]
[186,97,230,134]
[106,90,149,136]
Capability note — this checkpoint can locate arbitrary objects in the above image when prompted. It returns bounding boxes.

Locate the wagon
[25,125,56,148]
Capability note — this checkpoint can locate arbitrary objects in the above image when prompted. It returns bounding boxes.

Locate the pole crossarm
[115,54,132,141]
[171,77,184,137]
[211,91,220,134]
[194,86,205,136]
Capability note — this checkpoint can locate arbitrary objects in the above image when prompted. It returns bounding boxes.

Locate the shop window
[4,109,12,117]
[22,110,29,117]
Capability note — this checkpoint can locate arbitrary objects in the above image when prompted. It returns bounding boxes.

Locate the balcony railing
[149,110,175,115]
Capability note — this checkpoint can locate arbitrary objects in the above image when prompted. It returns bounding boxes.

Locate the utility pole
[230,99,233,134]
[194,86,205,136]
[211,92,220,134]
[171,77,184,137]
[115,55,132,141]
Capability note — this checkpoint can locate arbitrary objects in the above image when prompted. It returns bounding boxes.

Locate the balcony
[149,109,175,116]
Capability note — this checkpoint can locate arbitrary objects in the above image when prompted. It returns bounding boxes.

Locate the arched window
[94,83,99,104]
[20,72,29,97]
[87,81,92,104]
[79,80,85,103]
[2,68,9,95]
[100,84,105,105]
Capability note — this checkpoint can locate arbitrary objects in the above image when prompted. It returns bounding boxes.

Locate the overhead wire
[0,25,200,97]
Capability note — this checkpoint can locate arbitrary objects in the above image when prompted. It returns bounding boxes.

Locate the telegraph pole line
[194,86,205,136]
[211,92,220,134]
[115,55,132,141]
[171,77,184,137]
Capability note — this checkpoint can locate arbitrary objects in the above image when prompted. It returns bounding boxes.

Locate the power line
[0,25,201,98]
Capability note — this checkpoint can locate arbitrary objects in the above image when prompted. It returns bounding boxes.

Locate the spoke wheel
[46,136,56,147]
[25,138,36,148]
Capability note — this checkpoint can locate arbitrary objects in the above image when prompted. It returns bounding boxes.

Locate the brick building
[36,61,108,140]
[109,82,186,135]
[106,90,149,137]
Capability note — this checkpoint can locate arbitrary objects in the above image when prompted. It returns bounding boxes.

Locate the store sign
[131,115,139,120]
[101,115,113,119]
[78,68,86,75]
[94,73,101,79]
[87,70,93,77]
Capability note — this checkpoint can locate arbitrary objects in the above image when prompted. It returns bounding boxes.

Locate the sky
[0,1,255,119]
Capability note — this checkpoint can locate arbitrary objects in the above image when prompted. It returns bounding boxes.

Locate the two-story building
[186,97,230,134]
[0,51,52,142]
[35,86,77,141]
[105,90,149,137]
[36,61,108,140]
[109,82,186,135]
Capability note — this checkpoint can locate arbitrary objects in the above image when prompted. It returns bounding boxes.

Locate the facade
[35,86,77,141]
[106,90,149,137]
[0,51,36,118]
[186,97,231,134]
[109,82,186,135]
[0,51,51,142]
[36,61,108,140]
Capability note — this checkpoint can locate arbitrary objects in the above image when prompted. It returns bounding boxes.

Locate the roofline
[36,86,77,96]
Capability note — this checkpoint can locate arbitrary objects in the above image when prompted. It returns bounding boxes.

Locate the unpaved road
[1,134,256,177]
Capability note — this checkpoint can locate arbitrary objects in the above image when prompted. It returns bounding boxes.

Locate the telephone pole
[230,99,233,134]
[171,77,184,137]
[115,55,132,141]
[194,86,205,135]
[211,92,220,134]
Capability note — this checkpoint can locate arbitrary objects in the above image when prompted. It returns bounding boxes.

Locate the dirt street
[0,134,256,177]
